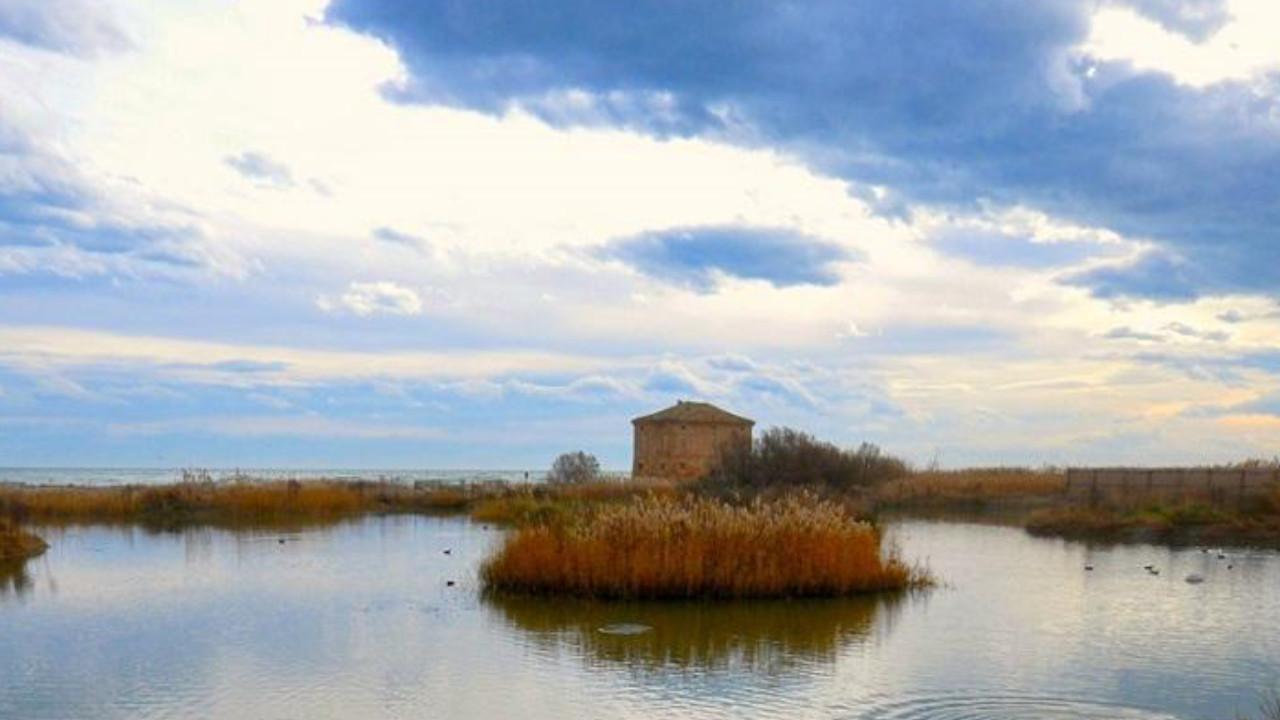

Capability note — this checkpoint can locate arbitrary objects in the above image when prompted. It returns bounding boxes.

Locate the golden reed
[482,494,930,599]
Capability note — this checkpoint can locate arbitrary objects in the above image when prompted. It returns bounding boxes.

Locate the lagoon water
[2,517,1278,719]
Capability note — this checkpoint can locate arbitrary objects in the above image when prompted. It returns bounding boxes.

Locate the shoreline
[4,473,1279,551]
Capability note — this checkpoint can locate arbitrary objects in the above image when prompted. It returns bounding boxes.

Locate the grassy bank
[0,519,47,561]
[481,494,930,599]
[875,468,1065,513]
[0,476,675,530]
[871,467,1280,547]
[1026,499,1280,547]
[0,479,509,528]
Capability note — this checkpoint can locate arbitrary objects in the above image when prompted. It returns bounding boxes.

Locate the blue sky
[2,0,1280,469]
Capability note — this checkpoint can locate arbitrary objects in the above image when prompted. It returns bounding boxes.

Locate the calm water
[2,518,1278,719]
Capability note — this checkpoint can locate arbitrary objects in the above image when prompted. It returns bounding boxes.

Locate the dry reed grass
[0,477,676,529]
[1027,500,1280,542]
[481,494,930,599]
[0,480,501,527]
[469,479,678,525]
[876,468,1065,506]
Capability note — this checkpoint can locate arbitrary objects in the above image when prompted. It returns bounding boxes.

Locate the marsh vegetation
[481,494,929,599]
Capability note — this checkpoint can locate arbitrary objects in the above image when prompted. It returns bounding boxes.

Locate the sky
[1,0,1279,469]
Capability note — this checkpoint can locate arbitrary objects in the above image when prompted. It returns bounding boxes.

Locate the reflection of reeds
[486,592,895,670]
[482,494,930,599]
[0,558,35,597]
[0,518,47,561]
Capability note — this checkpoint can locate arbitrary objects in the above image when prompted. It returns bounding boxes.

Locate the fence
[1064,467,1280,507]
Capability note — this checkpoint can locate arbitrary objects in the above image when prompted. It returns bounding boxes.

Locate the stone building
[631,400,754,481]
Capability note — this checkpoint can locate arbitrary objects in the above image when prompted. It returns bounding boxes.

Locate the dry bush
[706,427,908,494]
[547,451,601,485]
[481,494,930,599]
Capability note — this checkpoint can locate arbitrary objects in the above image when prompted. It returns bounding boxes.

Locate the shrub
[481,494,929,599]
[547,451,601,485]
[706,427,908,493]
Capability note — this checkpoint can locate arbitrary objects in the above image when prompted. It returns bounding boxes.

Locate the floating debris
[1185,574,1205,584]
[1084,564,1094,571]
[446,580,456,587]
[597,623,652,636]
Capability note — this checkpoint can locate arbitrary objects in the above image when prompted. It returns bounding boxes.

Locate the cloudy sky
[2,0,1279,469]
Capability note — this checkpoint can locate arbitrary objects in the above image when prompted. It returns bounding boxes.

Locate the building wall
[1064,467,1280,507]
[632,421,751,481]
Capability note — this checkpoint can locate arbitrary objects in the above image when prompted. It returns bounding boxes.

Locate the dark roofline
[631,400,754,426]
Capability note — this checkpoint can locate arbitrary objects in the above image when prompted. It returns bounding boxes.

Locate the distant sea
[0,468,546,487]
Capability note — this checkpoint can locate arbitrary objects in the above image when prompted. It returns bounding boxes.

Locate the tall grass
[481,494,930,599]
[469,479,677,525]
[876,468,1065,506]
[1027,499,1280,542]
[0,480,501,527]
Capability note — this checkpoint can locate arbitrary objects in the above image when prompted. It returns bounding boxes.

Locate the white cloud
[1082,1,1280,87]
[321,281,424,317]
[0,325,623,384]
[107,414,445,440]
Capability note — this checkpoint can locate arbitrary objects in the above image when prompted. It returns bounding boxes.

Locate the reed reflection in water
[0,558,35,597]
[486,592,902,672]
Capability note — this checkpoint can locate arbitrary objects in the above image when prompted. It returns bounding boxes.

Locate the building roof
[632,400,754,426]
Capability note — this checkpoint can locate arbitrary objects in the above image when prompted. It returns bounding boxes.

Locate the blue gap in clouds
[600,226,853,292]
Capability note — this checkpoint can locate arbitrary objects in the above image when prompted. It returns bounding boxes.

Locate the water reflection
[487,592,900,672]
[1,517,1277,720]
[0,557,34,597]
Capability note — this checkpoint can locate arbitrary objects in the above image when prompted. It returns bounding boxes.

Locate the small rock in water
[278,538,286,545]
[443,549,452,555]
[597,623,652,636]
[1185,574,1205,584]
[1084,565,1094,571]
[446,580,456,587]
